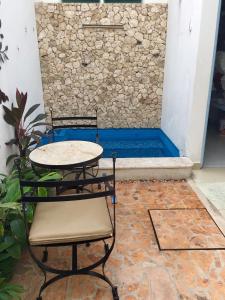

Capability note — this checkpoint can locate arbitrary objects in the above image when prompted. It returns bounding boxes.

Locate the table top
[29,140,103,169]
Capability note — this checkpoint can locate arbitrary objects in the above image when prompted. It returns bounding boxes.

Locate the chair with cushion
[16,157,119,300]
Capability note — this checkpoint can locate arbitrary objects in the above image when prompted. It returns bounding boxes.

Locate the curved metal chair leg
[102,241,109,276]
[104,243,109,254]
[81,270,119,300]
[38,273,66,298]
[36,270,119,300]
[112,286,119,300]
[37,268,47,300]
[102,257,107,277]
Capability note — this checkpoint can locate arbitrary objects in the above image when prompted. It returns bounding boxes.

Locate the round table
[29,141,103,169]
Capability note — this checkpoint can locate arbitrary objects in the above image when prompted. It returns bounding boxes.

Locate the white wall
[0,0,44,174]
[186,0,221,164]
[161,0,220,164]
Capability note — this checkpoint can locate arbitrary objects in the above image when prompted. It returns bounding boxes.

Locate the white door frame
[200,0,222,167]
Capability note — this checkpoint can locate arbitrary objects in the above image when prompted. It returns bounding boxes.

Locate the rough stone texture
[35,3,167,128]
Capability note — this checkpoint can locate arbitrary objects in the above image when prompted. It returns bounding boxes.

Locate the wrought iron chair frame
[49,107,99,142]
[17,158,119,300]
[48,108,100,179]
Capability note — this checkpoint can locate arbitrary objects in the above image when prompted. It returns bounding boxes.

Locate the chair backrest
[49,108,99,143]
[50,108,98,130]
[18,157,115,204]
[19,174,115,204]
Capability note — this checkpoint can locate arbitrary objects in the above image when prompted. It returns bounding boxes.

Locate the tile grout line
[148,207,225,251]
[188,179,225,236]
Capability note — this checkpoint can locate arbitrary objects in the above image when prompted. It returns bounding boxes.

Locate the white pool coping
[98,157,193,180]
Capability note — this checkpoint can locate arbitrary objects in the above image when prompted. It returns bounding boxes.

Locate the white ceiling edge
[34,0,168,3]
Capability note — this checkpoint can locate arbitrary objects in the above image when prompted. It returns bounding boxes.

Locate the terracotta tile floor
[12,181,225,300]
[150,209,225,250]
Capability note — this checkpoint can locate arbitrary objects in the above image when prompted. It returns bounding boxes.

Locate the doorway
[204,0,225,167]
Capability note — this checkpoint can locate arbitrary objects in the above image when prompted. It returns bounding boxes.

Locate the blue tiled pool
[41,128,179,158]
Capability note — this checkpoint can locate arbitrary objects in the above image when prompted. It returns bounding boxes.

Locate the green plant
[0,171,25,300]
[0,278,24,300]
[1,89,46,164]
[0,168,62,299]
[0,204,25,280]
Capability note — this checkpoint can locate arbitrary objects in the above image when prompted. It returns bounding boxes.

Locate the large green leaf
[0,203,21,210]
[22,169,35,180]
[6,244,21,260]
[0,237,15,252]
[2,179,20,202]
[0,256,17,280]
[11,108,22,126]
[10,219,25,245]
[0,202,21,216]
[0,292,11,300]
[26,204,35,223]
[0,278,24,300]
[5,139,17,146]
[0,278,23,300]
[0,252,11,262]
[39,172,62,182]
[5,155,18,166]
[6,170,18,181]
[23,104,40,123]
[2,106,17,127]
[29,121,48,130]
[28,113,46,126]
[1,288,23,300]
[38,187,47,197]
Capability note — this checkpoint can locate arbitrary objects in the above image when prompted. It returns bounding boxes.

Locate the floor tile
[11,181,225,300]
[150,208,225,250]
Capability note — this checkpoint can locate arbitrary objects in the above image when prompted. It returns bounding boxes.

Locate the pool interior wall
[41,128,180,158]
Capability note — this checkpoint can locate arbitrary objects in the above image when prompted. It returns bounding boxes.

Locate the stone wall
[35,3,167,127]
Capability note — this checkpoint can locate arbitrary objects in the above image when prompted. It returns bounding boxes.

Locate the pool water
[41,128,179,158]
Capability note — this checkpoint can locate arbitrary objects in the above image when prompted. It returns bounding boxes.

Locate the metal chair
[16,158,119,300]
[49,107,99,143]
[48,107,100,179]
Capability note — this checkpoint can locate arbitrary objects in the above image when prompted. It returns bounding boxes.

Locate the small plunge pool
[41,128,179,158]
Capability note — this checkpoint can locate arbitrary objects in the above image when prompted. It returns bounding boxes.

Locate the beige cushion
[29,197,113,246]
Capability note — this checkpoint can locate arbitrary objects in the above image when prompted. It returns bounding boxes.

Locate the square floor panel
[149,209,225,250]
